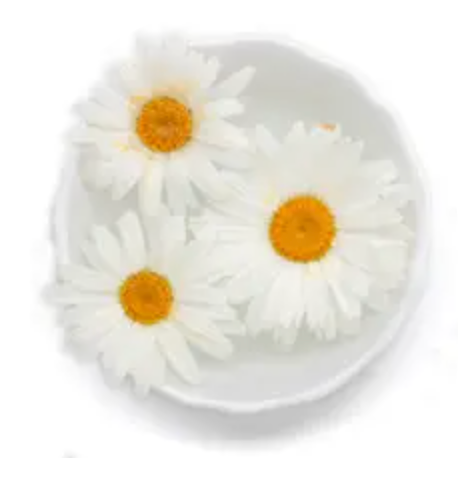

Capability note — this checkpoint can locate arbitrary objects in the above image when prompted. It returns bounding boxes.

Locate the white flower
[193,124,413,347]
[71,35,255,215]
[49,209,244,393]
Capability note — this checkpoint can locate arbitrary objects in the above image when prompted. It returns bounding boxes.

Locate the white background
[0,0,462,471]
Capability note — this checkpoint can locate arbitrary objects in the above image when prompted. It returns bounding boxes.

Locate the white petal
[366,284,390,311]
[209,150,251,170]
[285,121,307,144]
[174,307,227,338]
[195,54,221,89]
[110,152,145,201]
[155,323,200,384]
[163,160,194,214]
[110,61,151,96]
[254,125,280,157]
[204,99,244,118]
[213,66,255,97]
[75,100,129,129]
[205,304,239,322]
[71,127,132,156]
[69,124,98,142]
[226,257,279,304]
[273,325,299,348]
[327,180,380,213]
[335,233,375,271]
[215,320,246,336]
[313,141,363,187]
[187,156,230,201]
[322,301,338,341]
[262,268,304,328]
[339,261,371,298]
[203,244,253,281]
[177,285,225,306]
[68,125,95,144]
[145,211,186,270]
[196,120,248,149]
[99,322,134,372]
[381,184,413,207]
[379,223,413,240]
[47,285,115,306]
[59,264,117,292]
[102,326,165,392]
[329,280,361,320]
[64,303,119,330]
[197,221,257,243]
[373,243,408,282]
[304,265,331,332]
[80,239,111,274]
[116,211,147,270]
[339,204,402,230]
[132,346,166,395]
[165,240,211,284]
[100,327,146,381]
[79,155,115,191]
[138,162,164,217]
[336,233,408,288]
[90,84,128,112]
[210,196,265,225]
[307,263,338,340]
[336,310,362,336]
[167,48,220,89]
[321,256,362,319]
[362,159,398,185]
[91,225,124,276]
[161,34,188,57]
[174,311,233,360]
[244,293,269,337]
[134,34,162,69]
[67,305,122,346]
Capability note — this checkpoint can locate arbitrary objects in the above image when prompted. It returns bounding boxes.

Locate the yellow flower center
[119,270,174,325]
[269,195,336,262]
[135,97,193,153]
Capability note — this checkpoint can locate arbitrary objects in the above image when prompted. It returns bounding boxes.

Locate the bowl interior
[55,38,426,412]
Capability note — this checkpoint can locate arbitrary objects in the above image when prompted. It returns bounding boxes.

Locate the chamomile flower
[193,124,413,346]
[49,209,244,393]
[71,34,255,215]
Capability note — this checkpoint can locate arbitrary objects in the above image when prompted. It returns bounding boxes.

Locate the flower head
[72,35,255,215]
[193,124,413,346]
[49,209,244,392]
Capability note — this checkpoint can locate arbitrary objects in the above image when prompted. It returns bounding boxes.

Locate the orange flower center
[119,270,174,325]
[269,195,336,262]
[136,97,193,152]
[319,123,337,132]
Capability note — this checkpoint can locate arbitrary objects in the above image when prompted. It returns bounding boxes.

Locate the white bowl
[53,35,429,414]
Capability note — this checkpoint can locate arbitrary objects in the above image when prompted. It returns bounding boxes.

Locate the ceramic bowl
[53,35,429,413]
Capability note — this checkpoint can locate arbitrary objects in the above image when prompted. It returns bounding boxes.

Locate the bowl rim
[52,33,430,414]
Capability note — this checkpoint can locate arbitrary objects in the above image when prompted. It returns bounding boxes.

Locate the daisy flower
[193,124,413,346]
[71,34,255,215]
[49,209,244,393]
